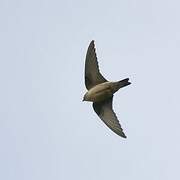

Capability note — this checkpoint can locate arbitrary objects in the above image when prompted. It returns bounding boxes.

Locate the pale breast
[87,82,113,102]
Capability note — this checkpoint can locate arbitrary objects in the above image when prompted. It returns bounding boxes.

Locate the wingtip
[120,133,127,138]
[90,40,95,44]
[88,40,95,49]
[122,135,127,138]
[115,130,127,138]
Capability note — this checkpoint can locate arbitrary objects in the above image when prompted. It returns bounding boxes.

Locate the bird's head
[82,92,89,102]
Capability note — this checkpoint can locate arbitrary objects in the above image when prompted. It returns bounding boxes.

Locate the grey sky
[0,0,180,179]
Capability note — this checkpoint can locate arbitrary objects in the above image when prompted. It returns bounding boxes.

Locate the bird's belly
[88,84,113,102]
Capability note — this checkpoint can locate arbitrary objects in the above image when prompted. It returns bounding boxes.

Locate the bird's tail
[112,78,131,93]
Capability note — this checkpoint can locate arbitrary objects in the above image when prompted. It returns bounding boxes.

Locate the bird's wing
[85,40,107,90]
[93,97,127,138]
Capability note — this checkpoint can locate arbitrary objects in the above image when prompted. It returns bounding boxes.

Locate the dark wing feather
[93,97,127,138]
[85,40,107,90]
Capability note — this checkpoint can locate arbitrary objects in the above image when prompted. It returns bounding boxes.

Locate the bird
[83,40,131,138]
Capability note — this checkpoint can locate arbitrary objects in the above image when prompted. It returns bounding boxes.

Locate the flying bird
[83,40,131,138]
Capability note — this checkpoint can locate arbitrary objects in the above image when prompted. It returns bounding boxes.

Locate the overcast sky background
[1,0,180,179]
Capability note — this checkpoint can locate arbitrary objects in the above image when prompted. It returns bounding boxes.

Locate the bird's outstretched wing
[85,40,107,90]
[93,97,127,138]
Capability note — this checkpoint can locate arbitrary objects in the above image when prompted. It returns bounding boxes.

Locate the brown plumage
[83,40,131,138]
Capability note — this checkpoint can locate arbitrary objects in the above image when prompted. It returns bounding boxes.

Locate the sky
[0,0,180,179]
